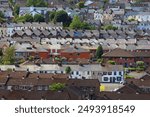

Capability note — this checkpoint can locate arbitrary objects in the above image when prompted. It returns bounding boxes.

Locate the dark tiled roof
[0,71,27,79]
[116,83,142,94]
[103,48,150,58]
[61,47,89,53]
[98,92,150,100]
[67,79,100,88]
[133,51,150,57]
[0,89,71,100]
[126,75,150,87]
[0,71,69,86]
[102,48,134,57]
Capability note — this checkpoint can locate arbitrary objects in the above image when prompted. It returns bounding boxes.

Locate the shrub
[28,56,34,61]
[108,60,116,65]
[49,83,65,91]
[127,67,136,71]
[65,66,71,74]
[124,74,134,79]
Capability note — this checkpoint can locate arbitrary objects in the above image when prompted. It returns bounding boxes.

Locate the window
[119,72,122,75]
[108,72,112,75]
[114,71,116,75]
[117,77,121,81]
[103,77,108,81]
[76,71,79,75]
[87,71,90,75]
[103,72,107,75]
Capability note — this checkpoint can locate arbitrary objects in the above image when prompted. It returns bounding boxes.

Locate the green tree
[65,66,71,74]
[0,11,5,23]
[8,0,15,7]
[69,16,94,29]
[13,4,20,16]
[48,11,56,21]
[33,14,45,22]
[134,0,142,3]
[81,22,95,30]
[0,49,3,56]
[103,0,109,4]
[77,2,85,9]
[36,0,48,7]
[26,0,34,6]
[67,0,74,4]
[136,61,144,67]
[53,10,72,27]
[24,14,33,22]
[108,60,116,65]
[136,61,145,71]
[0,49,3,64]
[95,45,103,59]
[2,47,15,65]
[0,11,4,18]
[49,83,65,91]
[69,16,82,29]
[26,0,48,7]
[14,15,26,22]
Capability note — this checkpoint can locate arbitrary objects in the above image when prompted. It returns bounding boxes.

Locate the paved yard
[128,71,146,79]
[100,83,124,92]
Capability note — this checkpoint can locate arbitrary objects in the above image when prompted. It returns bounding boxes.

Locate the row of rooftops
[103,48,150,58]
[11,29,139,39]
[1,39,150,53]
[0,71,69,86]
[0,72,150,100]
[14,42,150,53]
[8,28,150,39]
[5,22,63,28]
[0,88,150,100]
[0,64,124,72]
[99,70,150,99]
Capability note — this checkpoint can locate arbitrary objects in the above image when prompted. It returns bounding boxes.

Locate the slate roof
[102,48,134,57]
[0,90,72,100]
[61,46,89,53]
[126,75,150,87]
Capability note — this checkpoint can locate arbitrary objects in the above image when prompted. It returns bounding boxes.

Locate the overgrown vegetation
[49,83,65,91]
[97,58,103,63]
[26,0,48,7]
[0,11,6,23]
[65,66,71,74]
[107,60,116,65]
[124,74,135,79]
[2,47,15,65]
[128,18,136,22]
[48,10,72,27]
[14,14,44,22]
[95,45,103,59]
[69,16,95,30]
[77,1,85,9]
[136,61,145,71]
